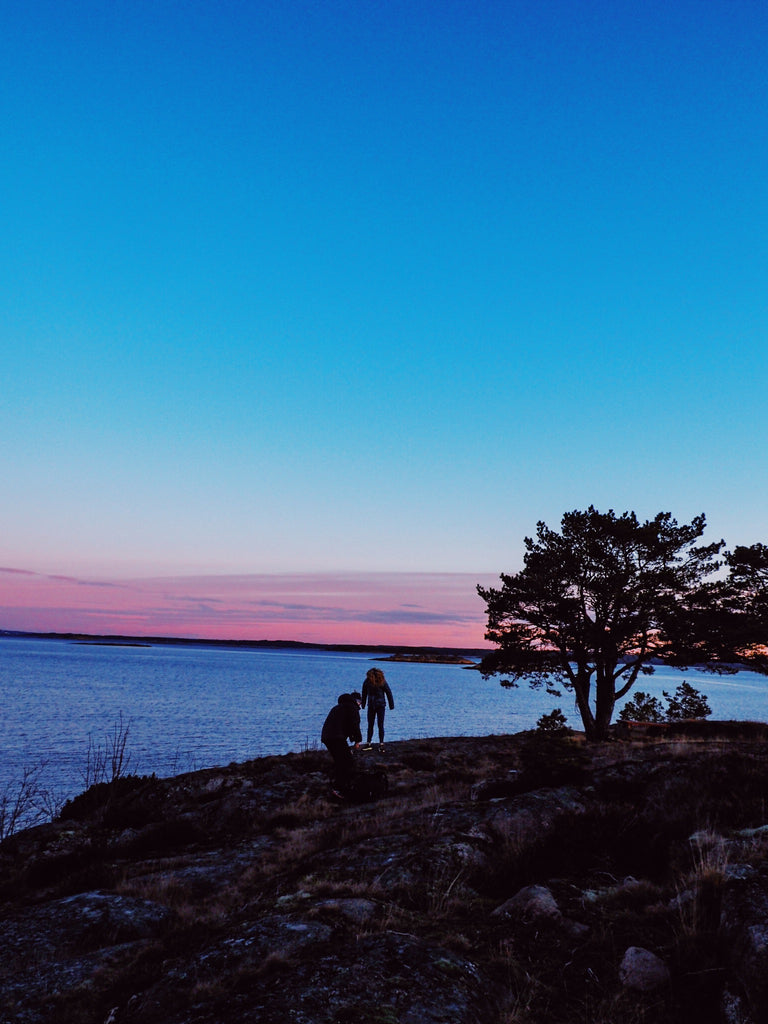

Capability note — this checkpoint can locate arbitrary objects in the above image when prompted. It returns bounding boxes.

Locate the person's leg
[366,705,376,744]
[323,739,338,784]
[376,705,385,743]
[325,739,354,792]
[336,742,355,789]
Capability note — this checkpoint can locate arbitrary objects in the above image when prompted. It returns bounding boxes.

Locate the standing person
[361,668,394,751]
[321,692,362,797]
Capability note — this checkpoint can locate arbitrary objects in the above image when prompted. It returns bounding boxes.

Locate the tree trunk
[572,672,598,740]
[593,672,615,742]
[574,665,615,742]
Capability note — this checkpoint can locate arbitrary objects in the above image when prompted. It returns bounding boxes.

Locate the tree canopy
[663,542,768,673]
[723,543,768,672]
[477,507,726,741]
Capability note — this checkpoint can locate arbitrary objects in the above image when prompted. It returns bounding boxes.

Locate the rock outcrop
[1,731,768,1023]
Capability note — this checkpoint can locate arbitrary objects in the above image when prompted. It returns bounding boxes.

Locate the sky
[2,0,767,646]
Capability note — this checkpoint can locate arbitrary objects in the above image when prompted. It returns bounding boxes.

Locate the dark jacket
[321,694,362,745]
[361,679,394,710]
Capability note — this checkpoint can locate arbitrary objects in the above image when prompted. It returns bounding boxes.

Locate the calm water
[1,636,767,808]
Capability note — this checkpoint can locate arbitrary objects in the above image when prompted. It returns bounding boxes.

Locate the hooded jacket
[321,693,362,745]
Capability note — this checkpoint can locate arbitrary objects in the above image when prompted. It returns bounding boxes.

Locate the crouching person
[321,692,362,798]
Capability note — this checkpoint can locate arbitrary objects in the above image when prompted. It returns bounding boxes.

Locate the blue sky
[2,1,767,643]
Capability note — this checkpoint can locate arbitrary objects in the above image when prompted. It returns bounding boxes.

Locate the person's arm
[346,706,362,746]
[361,681,368,708]
[385,683,394,710]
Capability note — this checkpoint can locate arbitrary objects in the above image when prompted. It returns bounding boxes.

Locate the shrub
[618,692,665,724]
[619,683,712,724]
[0,764,48,841]
[663,682,712,721]
[536,709,572,735]
[81,711,134,788]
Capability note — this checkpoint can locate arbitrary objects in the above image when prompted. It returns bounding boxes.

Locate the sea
[1,634,767,812]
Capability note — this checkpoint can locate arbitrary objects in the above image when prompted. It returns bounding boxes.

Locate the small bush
[619,683,711,724]
[0,764,48,841]
[618,692,665,723]
[536,709,572,735]
[81,711,134,789]
[663,682,712,721]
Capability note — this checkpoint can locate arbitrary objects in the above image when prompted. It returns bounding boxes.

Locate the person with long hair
[361,668,394,751]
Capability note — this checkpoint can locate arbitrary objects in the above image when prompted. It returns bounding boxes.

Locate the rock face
[1,732,768,1023]
[719,868,768,1021]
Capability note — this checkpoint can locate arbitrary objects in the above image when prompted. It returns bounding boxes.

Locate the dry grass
[426,860,469,916]
[670,829,731,940]
[117,870,189,905]
[688,829,730,878]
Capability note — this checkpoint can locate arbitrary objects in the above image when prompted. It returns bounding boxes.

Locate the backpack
[339,768,389,803]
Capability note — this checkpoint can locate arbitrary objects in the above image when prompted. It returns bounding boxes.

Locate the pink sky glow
[0,568,498,648]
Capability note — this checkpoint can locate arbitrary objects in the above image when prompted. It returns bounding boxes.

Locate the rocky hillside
[2,725,768,1023]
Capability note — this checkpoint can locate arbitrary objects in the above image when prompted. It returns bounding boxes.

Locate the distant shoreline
[0,629,491,658]
[1,631,755,673]
[375,652,477,665]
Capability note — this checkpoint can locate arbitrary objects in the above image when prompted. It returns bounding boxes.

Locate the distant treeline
[0,630,490,659]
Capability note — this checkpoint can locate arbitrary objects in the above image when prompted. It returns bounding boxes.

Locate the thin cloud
[0,566,127,589]
[0,570,494,646]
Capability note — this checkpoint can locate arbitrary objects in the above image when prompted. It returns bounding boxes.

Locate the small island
[376,652,477,665]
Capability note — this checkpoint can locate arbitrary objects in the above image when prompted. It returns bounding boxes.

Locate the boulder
[492,884,562,923]
[618,946,670,992]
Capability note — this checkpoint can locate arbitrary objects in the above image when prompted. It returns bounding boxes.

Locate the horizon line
[0,628,492,654]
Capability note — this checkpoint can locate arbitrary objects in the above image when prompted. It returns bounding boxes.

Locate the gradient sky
[2,1,767,646]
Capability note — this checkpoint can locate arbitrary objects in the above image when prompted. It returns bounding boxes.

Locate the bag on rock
[346,768,389,803]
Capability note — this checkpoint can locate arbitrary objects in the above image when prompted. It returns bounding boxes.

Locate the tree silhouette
[478,507,724,741]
